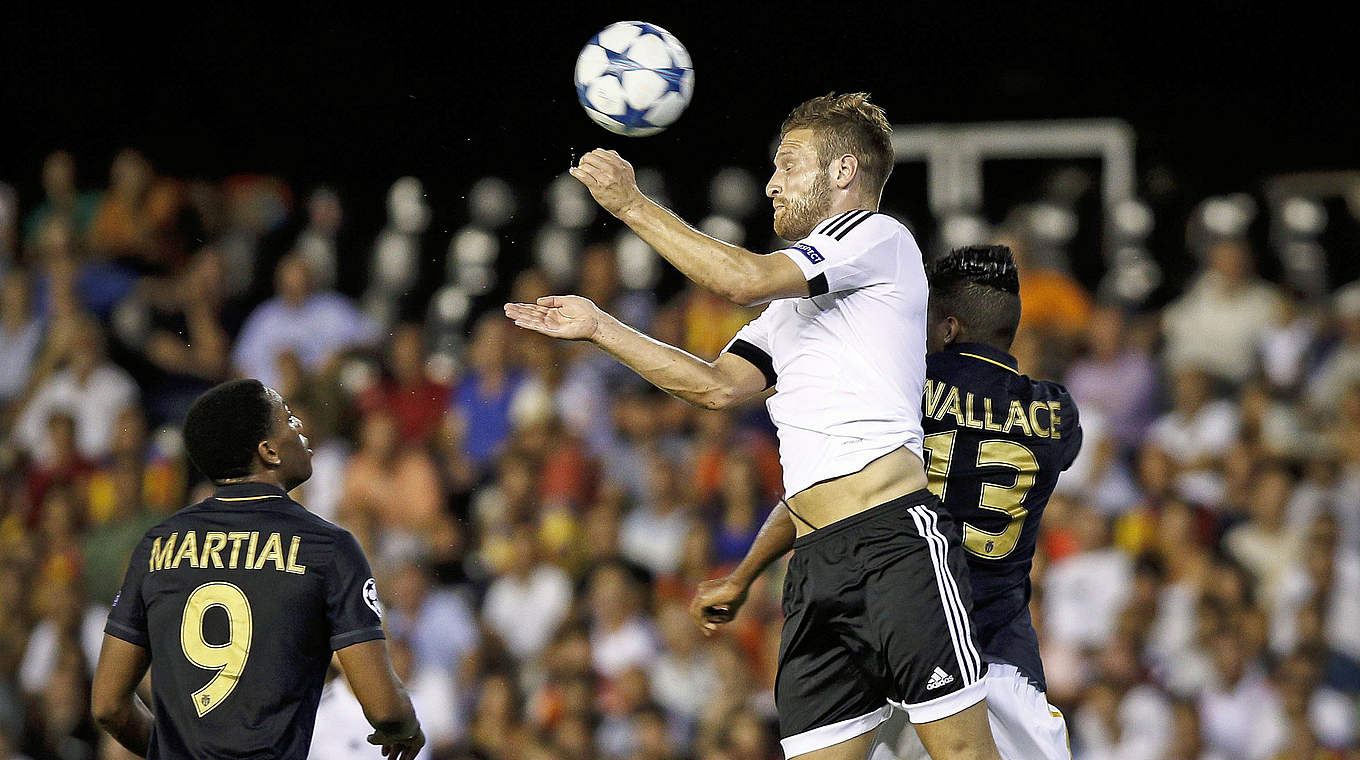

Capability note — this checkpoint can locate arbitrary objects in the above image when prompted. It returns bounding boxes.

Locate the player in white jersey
[505,93,1001,760]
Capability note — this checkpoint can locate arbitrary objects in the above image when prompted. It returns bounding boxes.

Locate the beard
[773,170,833,241]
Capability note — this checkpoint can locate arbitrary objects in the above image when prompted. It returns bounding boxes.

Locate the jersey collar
[212,481,292,504]
[945,342,1020,375]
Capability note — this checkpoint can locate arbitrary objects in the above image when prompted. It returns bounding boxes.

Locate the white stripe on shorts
[908,505,982,682]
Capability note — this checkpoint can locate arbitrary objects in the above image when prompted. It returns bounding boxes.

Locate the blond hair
[779,92,894,198]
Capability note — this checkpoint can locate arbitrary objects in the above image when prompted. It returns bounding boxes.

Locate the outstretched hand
[570,149,645,218]
[504,295,603,341]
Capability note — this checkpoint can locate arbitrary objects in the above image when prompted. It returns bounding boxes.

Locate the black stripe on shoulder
[725,339,777,390]
[832,210,878,240]
[807,272,829,297]
[813,210,857,236]
[822,209,868,238]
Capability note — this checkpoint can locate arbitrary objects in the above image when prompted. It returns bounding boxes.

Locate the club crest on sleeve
[791,242,824,264]
[362,578,383,619]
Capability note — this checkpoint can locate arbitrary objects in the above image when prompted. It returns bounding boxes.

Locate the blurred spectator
[15,320,137,466]
[1258,288,1322,394]
[649,602,719,726]
[293,187,344,292]
[232,252,379,387]
[1064,304,1161,452]
[382,560,479,678]
[1272,514,1360,663]
[1306,280,1360,414]
[1044,506,1133,651]
[1145,366,1239,507]
[481,523,572,661]
[358,322,449,444]
[22,151,98,250]
[131,247,240,423]
[450,314,528,468]
[588,560,659,679]
[1162,238,1282,386]
[88,148,187,270]
[0,273,44,404]
[619,454,696,576]
[339,409,445,558]
[679,282,756,360]
[1196,629,1288,760]
[1222,464,1304,606]
[1001,231,1093,335]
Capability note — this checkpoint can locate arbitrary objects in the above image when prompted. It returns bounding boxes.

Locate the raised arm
[335,640,425,760]
[571,150,808,306]
[504,295,768,410]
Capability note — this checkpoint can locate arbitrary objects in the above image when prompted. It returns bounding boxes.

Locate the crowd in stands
[0,149,1357,760]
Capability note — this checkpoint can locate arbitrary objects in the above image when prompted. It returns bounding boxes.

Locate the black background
[3,2,1355,290]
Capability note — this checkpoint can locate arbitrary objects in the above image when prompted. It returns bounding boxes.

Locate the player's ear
[257,439,281,467]
[832,154,857,189]
[943,316,963,346]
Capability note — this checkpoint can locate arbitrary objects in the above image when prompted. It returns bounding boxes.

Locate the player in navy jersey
[908,245,1079,757]
[92,379,424,760]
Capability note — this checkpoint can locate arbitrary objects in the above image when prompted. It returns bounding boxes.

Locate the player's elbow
[719,258,772,307]
[721,277,767,308]
[693,383,739,410]
[90,691,123,730]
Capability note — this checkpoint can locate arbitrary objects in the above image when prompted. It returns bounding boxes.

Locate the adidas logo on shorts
[925,667,955,691]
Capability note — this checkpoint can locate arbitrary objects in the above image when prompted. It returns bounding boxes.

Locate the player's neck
[215,472,291,492]
[828,196,878,217]
[950,338,1014,357]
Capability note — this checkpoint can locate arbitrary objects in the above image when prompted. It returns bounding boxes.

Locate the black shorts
[776,489,987,758]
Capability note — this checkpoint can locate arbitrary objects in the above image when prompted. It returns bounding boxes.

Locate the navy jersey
[921,343,1081,690]
[105,482,385,760]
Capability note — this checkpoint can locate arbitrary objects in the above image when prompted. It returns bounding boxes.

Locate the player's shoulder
[808,210,909,247]
[1028,376,1078,408]
[279,500,355,543]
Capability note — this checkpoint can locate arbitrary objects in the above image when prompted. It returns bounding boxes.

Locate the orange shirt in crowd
[1018,269,1092,337]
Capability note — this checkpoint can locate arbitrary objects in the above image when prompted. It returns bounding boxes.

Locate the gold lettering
[254,533,285,571]
[963,392,985,429]
[983,397,1005,432]
[245,532,259,569]
[286,536,307,575]
[173,531,200,569]
[935,386,964,426]
[201,532,227,568]
[1029,401,1051,438]
[924,379,946,419]
[226,532,250,569]
[1048,401,1062,439]
[1005,401,1033,437]
[150,533,178,572]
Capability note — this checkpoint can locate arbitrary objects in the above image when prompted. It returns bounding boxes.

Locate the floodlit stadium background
[2,5,1359,759]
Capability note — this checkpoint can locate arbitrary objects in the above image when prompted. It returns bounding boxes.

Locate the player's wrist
[614,192,649,224]
[586,309,616,344]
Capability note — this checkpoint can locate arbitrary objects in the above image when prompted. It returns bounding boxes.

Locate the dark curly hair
[183,379,275,482]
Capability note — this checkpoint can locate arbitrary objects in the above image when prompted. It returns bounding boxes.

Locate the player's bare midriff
[785,446,929,538]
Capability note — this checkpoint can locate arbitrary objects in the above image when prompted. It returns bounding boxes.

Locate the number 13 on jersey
[922,431,1038,560]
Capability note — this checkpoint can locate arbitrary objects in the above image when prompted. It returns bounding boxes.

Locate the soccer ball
[574,21,694,137]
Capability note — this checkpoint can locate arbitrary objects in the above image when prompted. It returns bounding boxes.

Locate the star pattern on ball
[575,21,693,136]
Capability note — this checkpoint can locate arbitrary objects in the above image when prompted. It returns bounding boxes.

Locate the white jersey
[723,210,928,498]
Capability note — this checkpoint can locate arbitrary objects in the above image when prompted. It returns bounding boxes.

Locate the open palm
[504,295,601,341]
